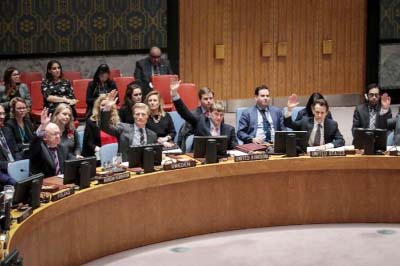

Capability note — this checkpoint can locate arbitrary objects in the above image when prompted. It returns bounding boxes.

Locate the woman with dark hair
[41,60,77,117]
[6,97,35,157]
[85,64,118,117]
[144,90,176,148]
[119,82,142,124]
[295,92,333,121]
[0,67,32,115]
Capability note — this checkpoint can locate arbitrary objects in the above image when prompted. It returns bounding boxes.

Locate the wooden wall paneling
[214,0,225,99]
[320,0,333,95]
[222,0,232,99]
[206,0,216,92]
[198,0,208,88]
[231,0,240,99]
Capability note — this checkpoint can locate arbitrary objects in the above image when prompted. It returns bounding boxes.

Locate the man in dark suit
[237,85,286,144]
[352,83,391,136]
[171,82,237,150]
[100,91,157,162]
[30,122,72,178]
[0,105,23,185]
[134,46,173,97]
[285,96,345,149]
[176,87,215,151]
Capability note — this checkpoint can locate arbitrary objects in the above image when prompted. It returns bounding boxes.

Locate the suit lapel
[362,104,370,126]
[42,143,56,170]
[251,107,258,131]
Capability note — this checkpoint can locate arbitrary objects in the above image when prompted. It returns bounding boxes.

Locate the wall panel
[180,0,366,100]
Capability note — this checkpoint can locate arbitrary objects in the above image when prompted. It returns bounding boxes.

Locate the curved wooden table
[8,156,400,266]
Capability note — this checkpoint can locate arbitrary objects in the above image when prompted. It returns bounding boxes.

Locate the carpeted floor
[85,224,400,266]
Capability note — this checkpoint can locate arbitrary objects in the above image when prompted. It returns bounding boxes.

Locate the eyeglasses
[368,93,379,98]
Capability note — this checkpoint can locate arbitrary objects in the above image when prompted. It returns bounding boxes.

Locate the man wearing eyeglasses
[351,83,392,136]
[134,46,173,97]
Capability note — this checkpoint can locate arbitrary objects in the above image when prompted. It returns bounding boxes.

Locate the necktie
[0,130,14,162]
[211,126,219,136]
[49,148,61,175]
[204,111,210,118]
[139,128,145,145]
[313,124,322,146]
[369,107,377,129]
[260,109,272,142]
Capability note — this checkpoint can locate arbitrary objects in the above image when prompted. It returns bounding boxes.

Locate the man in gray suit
[100,91,157,162]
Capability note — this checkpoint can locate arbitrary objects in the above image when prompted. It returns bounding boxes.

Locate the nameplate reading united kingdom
[309,150,346,157]
[51,187,75,202]
[16,207,33,224]
[163,160,196,171]
[97,171,131,184]
[234,153,269,162]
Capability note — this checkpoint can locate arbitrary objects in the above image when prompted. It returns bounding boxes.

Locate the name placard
[51,187,75,202]
[389,150,400,156]
[309,150,346,157]
[16,207,33,224]
[163,160,197,171]
[234,153,269,162]
[97,171,131,184]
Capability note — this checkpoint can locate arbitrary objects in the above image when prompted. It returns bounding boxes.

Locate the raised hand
[107,89,119,102]
[287,94,299,111]
[40,107,52,126]
[170,76,181,97]
[381,93,391,109]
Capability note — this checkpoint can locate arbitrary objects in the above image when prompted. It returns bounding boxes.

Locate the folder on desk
[235,143,267,153]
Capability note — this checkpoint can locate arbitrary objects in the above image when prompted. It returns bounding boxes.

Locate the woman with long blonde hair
[51,103,81,158]
[82,94,119,157]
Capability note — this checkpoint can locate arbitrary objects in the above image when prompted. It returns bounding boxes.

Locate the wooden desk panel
[8,156,400,266]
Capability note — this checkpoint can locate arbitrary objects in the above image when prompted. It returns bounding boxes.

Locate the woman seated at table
[51,103,81,158]
[6,97,35,157]
[0,67,32,115]
[41,60,77,117]
[86,64,118,117]
[295,92,333,121]
[144,91,176,148]
[119,82,142,124]
[82,94,118,157]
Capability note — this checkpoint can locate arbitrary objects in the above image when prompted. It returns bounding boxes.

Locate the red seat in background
[63,71,82,82]
[113,76,135,108]
[72,79,91,120]
[29,81,44,121]
[151,75,178,112]
[109,69,121,80]
[177,83,198,111]
[20,72,43,91]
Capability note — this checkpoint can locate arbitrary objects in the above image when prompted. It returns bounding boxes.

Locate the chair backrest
[178,83,198,111]
[235,107,248,145]
[20,72,43,90]
[8,159,30,182]
[77,130,84,150]
[99,143,118,167]
[185,134,194,152]
[30,81,44,110]
[109,69,121,80]
[168,111,185,143]
[151,75,177,105]
[63,71,82,82]
[114,76,135,107]
[387,131,394,146]
[72,79,91,109]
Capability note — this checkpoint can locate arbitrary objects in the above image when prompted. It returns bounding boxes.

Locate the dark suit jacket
[173,98,237,149]
[176,106,203,149]
[133,57,173,97]
[284,116,345,148]
[82,119,101,157]
[352,103,392,136]
[0,127,23,172]
[85,80,118,117]
[237,105,286,144]
[388,115,400,145]
[5,118,35,151]
[100,110,158,162]
[30,136,72,178]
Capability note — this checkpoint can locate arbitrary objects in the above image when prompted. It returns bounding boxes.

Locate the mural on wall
[381,0,400,40]
[0,0,167,56]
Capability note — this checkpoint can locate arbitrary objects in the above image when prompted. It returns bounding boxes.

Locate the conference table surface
[7,155,400,266]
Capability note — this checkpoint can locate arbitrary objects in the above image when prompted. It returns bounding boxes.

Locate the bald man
[30,122,72,178]
[134,46,173,97]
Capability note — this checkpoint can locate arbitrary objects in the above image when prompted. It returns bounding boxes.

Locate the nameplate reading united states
[309,150,346,157]
[234,153,269,162]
